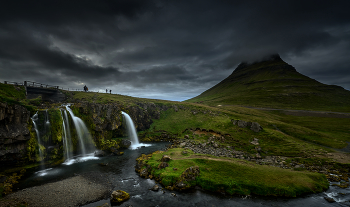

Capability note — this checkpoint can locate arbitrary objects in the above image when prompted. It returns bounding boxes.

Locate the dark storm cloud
[1,0,350,100]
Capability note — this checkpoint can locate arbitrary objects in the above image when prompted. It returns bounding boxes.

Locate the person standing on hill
[84,85,87,92]
[106,89,108,93]
[110,89,112,94]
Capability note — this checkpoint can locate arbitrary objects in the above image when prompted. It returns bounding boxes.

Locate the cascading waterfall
[31,112,45,169]
[121,111,140,146]
[65,105,96,156]
[60,109,73,161]
[44,109,51,144]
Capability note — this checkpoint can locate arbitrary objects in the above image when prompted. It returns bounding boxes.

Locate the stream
[14,142,350,207]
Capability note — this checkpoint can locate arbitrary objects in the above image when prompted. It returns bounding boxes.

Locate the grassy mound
[136,148,329,197]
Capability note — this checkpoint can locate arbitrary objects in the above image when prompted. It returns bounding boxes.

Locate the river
[14,142,350,207]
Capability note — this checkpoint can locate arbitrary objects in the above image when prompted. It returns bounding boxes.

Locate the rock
[116,151,124,156]
[237,120,248,128]
[255,153,262,159]
[120,139,131,148]
[213,143,218,148]
[150,185,160,191]
[176,181,188,189]
[173,168,178,171]
[98,203,111,207]
[250,138,259,145]
[324,196,336,203]
[179,142,186,148]
[171,193,177,197]
[98,163,108,166]
[110,190,130,204]
[158,162,169,169]
[250,122,263,132]
[184,135,189,139]
[140,168,148,177]
[161,155,171,162]
[181,150,188,155]
[94,150,106,157]
[180,166,200,181]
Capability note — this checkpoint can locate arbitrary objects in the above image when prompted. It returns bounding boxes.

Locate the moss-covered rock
[110,190,130,204]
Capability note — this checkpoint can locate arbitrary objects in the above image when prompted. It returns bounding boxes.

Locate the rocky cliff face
[71,102,172,146]
[0,103,31,165]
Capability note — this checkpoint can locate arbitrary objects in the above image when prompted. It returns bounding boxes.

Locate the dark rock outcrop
[0,103,31,165]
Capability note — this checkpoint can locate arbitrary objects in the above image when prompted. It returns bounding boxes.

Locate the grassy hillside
[186,55,350,112]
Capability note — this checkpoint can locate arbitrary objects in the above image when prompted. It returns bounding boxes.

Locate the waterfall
[65,105,95,156]
[60,109,73,161]
[31,112,45,169]
[121,111,140,146]
[44,109,51,144]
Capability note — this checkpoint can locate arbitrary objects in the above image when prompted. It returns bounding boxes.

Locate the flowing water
[65,105,96,156]
[30,112,45,170]
[19,110,350,206]
[122,111,140,146]
[14,142,349,207]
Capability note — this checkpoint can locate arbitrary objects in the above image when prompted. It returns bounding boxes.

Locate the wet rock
[140,168,148,177]
[120,139,131,148]
[324,196,336,203]
[98,163,108,166]
[158,162,169,169]
[171,193,177,197]
[176,181,188,189]
[110,190,130,204]
[98,203,111,207]
[94,150,106,157]
[116,151,124,156]
[161,155,171,162]
[150,185,160,191]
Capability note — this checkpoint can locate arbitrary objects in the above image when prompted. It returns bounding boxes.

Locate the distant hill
[186,54,350,112]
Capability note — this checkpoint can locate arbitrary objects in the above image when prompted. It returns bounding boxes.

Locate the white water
[66,105,96,156]
[121,111,140,147]
[31,112,45,169]
[60,109,73,161]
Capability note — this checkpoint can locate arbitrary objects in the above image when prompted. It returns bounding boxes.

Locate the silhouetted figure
[84,85,88,92]
[110,89,112,94]
[106,89,108,93]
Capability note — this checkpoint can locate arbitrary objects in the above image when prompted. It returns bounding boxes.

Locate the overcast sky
[1,0,350,101]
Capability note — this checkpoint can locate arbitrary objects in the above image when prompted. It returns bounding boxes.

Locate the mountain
[186,54,350,112]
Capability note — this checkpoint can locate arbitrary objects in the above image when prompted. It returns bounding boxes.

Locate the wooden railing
[3,81,98,92]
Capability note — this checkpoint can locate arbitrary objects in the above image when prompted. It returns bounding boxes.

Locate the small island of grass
[136,148,329,197]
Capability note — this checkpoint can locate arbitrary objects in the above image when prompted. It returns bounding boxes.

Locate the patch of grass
[144,148,329,197]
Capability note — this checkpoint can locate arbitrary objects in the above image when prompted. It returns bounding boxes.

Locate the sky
[1,0,350,101]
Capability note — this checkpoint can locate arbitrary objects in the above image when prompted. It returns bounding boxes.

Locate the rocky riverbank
[0,172,112,207]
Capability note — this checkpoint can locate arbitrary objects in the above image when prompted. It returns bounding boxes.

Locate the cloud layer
[1,0,350,101]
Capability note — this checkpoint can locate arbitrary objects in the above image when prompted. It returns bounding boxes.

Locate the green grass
[143,148,329,197]
[186,59,350,112]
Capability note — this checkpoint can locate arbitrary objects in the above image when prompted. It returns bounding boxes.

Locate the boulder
[161,155,171,162]
[179,142,186,148]
[110,190,130,204]
[184,135,189,139]
[158,162,169,169]
[140,168,148,177]
[324,196,336,203]
[94,150,106,157]
[120,139,131,148]
[150,184,160,191]
[250,122,263,132]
